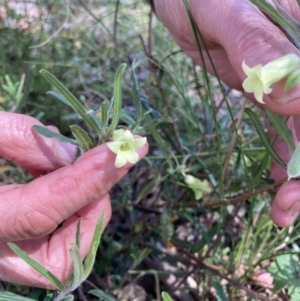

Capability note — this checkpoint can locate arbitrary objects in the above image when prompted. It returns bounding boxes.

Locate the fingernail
[272,82,300,104]
[289,201,300,212]
[57,142,78,164]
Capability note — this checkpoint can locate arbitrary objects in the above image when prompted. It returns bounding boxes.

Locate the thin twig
[113,0,120,66]
[202,178,287,208]
[154,83,184,154]
[204,203,243,258]
[178,248,274,301]
[222,99,246,177]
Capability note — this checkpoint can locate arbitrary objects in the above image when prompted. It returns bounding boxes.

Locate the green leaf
[250,0,300,42]
[68,244,84,289]
[40,69,102,135]
[211,276,228,301]
[268,253,300,292]
[7,242,65,291]
[46,91,70,107]
[88,289,117,301]
[100,101,108,129]
[265,109,294,152]
[70,125,94,152]
[32,125,78,146]
[59,296,74,301]
[0,292,36,301]
[76,218,81,249]
[285,69,300,91]
[108,63,126,134]
[287,142,300,179]
[161,292,174,301]
[83,212,105,279]
[245,108,286,169]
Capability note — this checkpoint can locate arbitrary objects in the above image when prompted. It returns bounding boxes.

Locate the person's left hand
[0,112,148,289]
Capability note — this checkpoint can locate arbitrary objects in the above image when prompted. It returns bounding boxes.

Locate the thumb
[211,1,300,114]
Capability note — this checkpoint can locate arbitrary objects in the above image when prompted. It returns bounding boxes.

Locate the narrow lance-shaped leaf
[285,69,300,91]
[40,69,102,135]
[70,125,94,152]
[88,289,117,301]
[32,125,78,146]
[287,142,300,179]
[15,73,25,105]
[47,91,70,107]
[250,0,300,42]
[161,292,174,301]
[108,63,126,134]
[68,244,84,289]
[83,212,105,279]
[265,109,295,152]
[0,292,36,301]
[7,242,65,291]
[101,101,108,129]
[59,296,74,301]
[245,108,286,169]
[76,218,81,249]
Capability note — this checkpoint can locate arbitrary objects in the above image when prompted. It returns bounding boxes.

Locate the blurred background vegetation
[1,0,300,300]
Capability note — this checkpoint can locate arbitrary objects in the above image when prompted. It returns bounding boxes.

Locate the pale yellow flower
[184,175,212,200]
[242,54,300,104]
[107,129,147,168]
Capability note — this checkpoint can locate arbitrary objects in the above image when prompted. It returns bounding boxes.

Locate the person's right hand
[0,112,148,289]
[154,0,300,227]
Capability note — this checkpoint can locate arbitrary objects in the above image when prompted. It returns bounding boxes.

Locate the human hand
[0,112,148,289]
[154,0,300,227]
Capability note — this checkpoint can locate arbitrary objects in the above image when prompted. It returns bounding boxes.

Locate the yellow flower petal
[121,129,134,142]
[194,191,203,201]
[115,151,128,168]
[184,175,212,200]
[112,129,126,141]
[242,55,300,104]
[122,150,139,164]
[107,141,123,154]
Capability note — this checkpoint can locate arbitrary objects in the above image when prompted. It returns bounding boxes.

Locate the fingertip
[271,201,298,227]
[272,180,300,227]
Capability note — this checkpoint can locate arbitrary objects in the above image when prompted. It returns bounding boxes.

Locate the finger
[272,180,300,227]
[0,141,148,242]
[0,195,111,289]
[156,0,300,114]
[206,0,300,114]
[0,112,77,172]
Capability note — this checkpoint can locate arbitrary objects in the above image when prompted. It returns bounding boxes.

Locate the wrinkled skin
[154,0,300,227]
[0,112,148,288]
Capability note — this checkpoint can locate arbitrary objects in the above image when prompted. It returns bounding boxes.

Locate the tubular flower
[184,175,212,200]
[242,54,300,104]
[107,129,147,168]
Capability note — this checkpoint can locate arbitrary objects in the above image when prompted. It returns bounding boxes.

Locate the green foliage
[88,289,117,301]
[245,107,286,168]
[6,212,105,301]
[265,109,294,152]
[268,254,300,300]
[161,292,174,301]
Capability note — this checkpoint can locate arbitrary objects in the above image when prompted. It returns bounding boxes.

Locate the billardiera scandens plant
[242,54,300,104]
[107,129,147,168]
[184,175,212,200]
